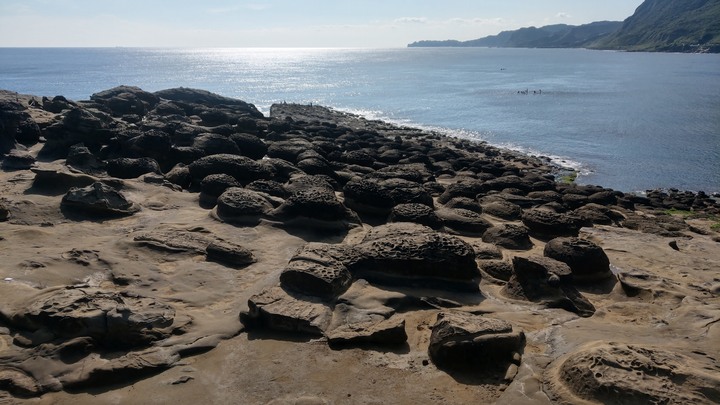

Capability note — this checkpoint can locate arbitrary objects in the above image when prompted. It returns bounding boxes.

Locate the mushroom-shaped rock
[388,203,443,229]
[7,288,176,349]
[505,256,595,317]
[200,173,242,199]
[343,177,433,216]
[353,223,480,291]
[214,187,275,224]
[280,243,354,300]
[327,316,407,347]
[522,208,581,238]
[61,182,139,217]
[428,312,525,371]
[482,224,533,250]
[543,237,612,283]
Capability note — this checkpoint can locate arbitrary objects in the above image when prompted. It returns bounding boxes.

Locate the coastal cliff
[409,0,720,53]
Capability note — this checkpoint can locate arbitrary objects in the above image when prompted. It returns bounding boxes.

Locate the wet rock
[388,203,443,229]
[482,224,533,250]
[505,256,595,317]
[428,312,525,371]
[546,343,720,405]
[543,237,612,283]
[106,157,161,179]
[522,208,581,238]
[61,182,139,217]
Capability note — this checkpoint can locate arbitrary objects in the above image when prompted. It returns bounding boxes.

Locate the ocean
[1,47,718,193]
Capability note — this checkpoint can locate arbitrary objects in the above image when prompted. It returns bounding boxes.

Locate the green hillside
[592,0,720,52]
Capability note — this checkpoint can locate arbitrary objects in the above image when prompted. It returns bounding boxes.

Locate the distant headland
[409,0,720,53]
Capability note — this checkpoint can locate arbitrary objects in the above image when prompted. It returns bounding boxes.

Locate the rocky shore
[0,86,719,404]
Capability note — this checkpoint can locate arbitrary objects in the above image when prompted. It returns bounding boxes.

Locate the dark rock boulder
[270,187,360,228]
[443,197,483,213]
[191,133,241,157]
[482,224,533,250]
[343,177,433,216]
[480,198,523,220]
[353,223,480,290]
[543,237,613,283]
[153,88,263,118]
[164,164,191,189]
[428,312,525,371]
[505,256,595,317]
[199,174,241,206]
[246,179,288,198]
[436,208,493,236]
[40,107,116,158]
[370,163,434,183]
[280,243,354,299]
[267,138,317,163]
[573,203,625,226]
[2,149,36,171]
[90,86,160,117]
[437,180,485,204]
[214,187,275,224]
[61,182,139,217]
[0,101,41,151]
[388,203,443,229]
[521,208,581,238]
[188,154,274,186]
[230,133,267,160]
[479,260,514,281]
[343,178,394,215]
[66,143,103,172]
[106,157,161,179]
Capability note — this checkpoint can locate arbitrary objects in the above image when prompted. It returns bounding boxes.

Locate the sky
[0,1,644,48]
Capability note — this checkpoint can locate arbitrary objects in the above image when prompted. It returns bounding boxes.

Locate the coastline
[1,86,719,403]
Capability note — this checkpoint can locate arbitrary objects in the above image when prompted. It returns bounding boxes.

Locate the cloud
[556,12,571,19]
[394,17,427,24]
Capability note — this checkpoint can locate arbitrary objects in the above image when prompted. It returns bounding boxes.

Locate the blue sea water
[1,47,719,193]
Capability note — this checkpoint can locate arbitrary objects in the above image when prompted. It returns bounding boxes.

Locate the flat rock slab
[61,182,139,217]
[545,342,720,405]
[245,287,333,336]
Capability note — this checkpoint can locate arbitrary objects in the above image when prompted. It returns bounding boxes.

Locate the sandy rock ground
[0,88,718,404]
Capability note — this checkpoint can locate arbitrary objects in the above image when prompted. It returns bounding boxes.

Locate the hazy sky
[0,1,644,48]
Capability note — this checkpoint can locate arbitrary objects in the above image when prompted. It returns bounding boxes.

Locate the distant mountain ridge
[408,0,720,53]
